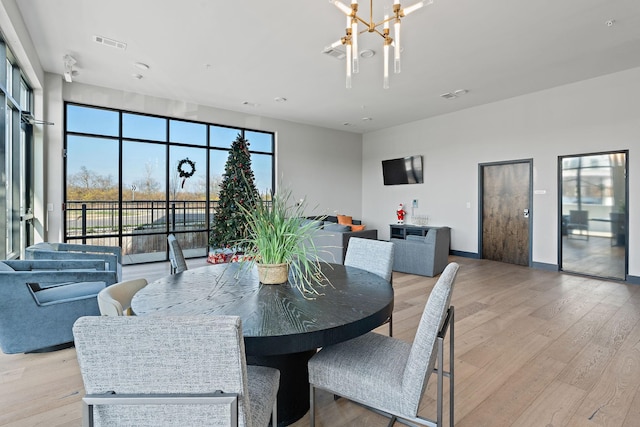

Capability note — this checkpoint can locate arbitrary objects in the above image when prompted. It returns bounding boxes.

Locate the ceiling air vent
[440,92,457,100]
[93,35,127,50]
[322,47,346,60]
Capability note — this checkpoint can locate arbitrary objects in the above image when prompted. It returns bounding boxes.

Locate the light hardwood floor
[2,256,640,426]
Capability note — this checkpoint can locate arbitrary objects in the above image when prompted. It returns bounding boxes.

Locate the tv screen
[382,155,424,185]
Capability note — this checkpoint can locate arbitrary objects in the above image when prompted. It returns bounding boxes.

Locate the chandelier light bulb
[383,45,390,89]
[329,39,343,49]
[394,20,401,73]
[346,43,353,89]
[403,1,426,16]
[331,0,353,15]
[352,17,359,73]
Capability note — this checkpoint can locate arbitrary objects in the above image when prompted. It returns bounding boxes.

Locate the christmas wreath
[177,158,196,178]
[177,158,196,188]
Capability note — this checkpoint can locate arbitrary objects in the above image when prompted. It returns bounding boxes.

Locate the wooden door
[481,161,531,266]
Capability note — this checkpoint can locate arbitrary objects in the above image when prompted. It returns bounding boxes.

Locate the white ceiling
[14,0,640,133]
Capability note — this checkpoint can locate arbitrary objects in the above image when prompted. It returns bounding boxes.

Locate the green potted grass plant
[236,187,329,296]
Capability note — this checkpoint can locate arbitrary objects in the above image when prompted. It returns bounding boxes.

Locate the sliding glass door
[1,39,33,259]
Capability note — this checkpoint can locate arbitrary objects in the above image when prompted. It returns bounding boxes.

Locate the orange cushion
[337,215,353,225]
[351,224,366,232]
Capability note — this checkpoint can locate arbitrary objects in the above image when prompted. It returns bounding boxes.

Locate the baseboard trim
[450,253,638,285]
[627,275,640,285]
[531,261,558,271]
[450,250,480,259]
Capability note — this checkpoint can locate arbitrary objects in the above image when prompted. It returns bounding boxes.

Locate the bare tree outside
[133,161,162,198]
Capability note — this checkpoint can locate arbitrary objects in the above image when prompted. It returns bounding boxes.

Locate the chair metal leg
[389,313,393,337]
[437,335,444,427]
[272,397,278,427]
[310,384,315,427]
[449,307,455,427]
[82,401,93,427]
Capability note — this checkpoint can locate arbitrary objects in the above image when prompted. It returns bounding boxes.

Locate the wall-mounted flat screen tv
[382,155,424,185]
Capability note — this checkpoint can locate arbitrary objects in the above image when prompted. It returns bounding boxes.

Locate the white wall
[41,82,363,241]
[362,67,640,277]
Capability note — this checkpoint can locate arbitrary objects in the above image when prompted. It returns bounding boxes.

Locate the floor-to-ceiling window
[0,39,33,260]
[64,103,274,264]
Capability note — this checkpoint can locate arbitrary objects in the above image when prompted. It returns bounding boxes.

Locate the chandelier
[328,0,431,89]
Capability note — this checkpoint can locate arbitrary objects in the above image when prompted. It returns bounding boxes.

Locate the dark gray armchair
[25,242,122,281]
[392,227,451,277]
[0,259,118,354]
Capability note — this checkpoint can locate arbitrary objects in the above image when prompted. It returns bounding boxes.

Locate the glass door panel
[122,140,167,263]
[65,135,120,243]
[169,146,208,257]
[560,151,627,279]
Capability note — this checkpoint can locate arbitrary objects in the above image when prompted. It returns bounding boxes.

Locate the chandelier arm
[372,28,392,41]
[354,15,370,27]
[369,0,374,27]
[373,15,397,29]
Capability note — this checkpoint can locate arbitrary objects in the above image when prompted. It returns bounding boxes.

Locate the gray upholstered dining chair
[167,234,188,274]
[73,315,279,427]
[344,237,395,335]
[97,278,148,316]
[308,262,459,427]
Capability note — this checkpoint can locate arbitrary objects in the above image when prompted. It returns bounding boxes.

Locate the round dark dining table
[131,261,394,426]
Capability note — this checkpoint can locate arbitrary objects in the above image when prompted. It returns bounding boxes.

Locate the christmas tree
[209,133,260,249]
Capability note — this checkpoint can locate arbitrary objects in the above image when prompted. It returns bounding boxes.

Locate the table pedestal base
[247,349,316,427]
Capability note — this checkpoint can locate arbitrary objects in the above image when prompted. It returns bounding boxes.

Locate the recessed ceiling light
[360,49,375,58]
[242,101,259,107]
[132,74,143,80]
[606,19,615,27]
[343,122,352,126]
[134,62,150,70]
[274,97,287,103]
[441,89,469,100]
[362,117,373,121]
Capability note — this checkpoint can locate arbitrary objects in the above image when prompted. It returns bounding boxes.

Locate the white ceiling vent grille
[93,35,127,50]
[322,47,346,60]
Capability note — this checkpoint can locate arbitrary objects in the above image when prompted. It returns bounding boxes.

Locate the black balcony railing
[65,200,217,263]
